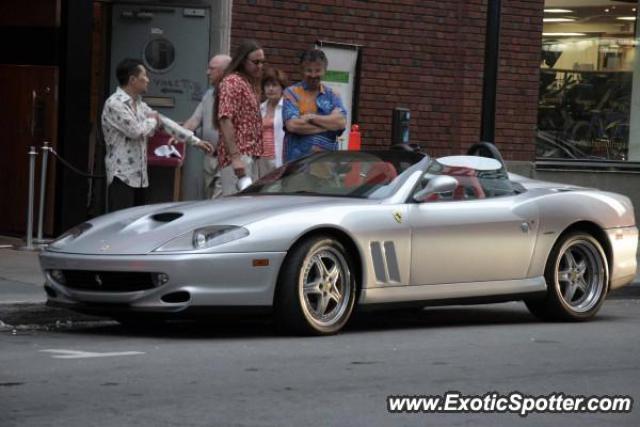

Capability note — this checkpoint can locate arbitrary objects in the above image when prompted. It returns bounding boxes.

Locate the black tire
[274,235,357,336]
[525,232,608,321]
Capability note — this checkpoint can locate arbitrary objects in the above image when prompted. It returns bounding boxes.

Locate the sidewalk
[1,234,639,320]
[0,236,46,304]
[0,236,107,329]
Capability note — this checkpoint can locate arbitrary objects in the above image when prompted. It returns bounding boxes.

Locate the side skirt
[359,277,546,305]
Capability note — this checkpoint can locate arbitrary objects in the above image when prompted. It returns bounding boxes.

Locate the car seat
[344,161,397,187]
[423,166,485,202]
[363,161,397,185]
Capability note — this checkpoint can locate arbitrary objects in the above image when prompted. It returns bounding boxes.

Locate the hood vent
[151,212,183,223]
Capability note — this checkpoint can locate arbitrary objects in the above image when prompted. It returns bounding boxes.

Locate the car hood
[46,195,375,255]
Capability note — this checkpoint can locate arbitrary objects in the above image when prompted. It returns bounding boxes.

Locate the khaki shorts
[219,155,257,196]
[203,155,222,199]
[254,157,276,179]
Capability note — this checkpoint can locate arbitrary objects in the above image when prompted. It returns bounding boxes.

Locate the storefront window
[538,0,638,161]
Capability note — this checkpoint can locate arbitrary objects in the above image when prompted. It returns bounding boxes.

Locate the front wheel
[526,232,609,321]
[275,236,356,335]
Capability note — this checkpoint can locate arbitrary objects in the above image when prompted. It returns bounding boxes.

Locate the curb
[608,285,640,299]
[0,303,109,330]
[1,287,639,330]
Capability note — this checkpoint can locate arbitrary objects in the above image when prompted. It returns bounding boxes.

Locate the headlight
[48,223,92,249]
[192,226,249,249]
[154,226,249,252]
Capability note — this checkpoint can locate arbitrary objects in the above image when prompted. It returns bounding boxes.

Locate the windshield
[241,151,424,199]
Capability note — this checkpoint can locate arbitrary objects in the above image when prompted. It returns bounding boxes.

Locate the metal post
[22,146,38,250]
[480,0,502,144]
[35,141,50,244]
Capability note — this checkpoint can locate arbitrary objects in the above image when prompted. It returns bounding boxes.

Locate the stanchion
[18,146,38,251]
[34,141,51,244]
[12,143,106,251]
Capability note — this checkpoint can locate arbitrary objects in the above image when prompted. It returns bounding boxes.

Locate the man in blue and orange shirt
[283,49,347,162]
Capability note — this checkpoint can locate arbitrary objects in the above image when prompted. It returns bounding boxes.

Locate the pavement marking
[40,349,145,359]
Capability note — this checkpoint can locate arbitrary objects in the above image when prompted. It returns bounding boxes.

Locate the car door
[408,194,539,286]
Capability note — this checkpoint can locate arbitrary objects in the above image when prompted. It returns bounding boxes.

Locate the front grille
[59,270,155,292]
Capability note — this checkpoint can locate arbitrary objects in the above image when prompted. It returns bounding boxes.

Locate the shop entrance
[110,4,210,120]
[109,4,211,200]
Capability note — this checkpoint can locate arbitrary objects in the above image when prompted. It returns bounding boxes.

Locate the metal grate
[370,241,401,284]
[60,270,155,292]
[383,241,401,283]
[370,242,386,283]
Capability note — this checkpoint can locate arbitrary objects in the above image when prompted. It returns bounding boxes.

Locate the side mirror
[413,175,458,202]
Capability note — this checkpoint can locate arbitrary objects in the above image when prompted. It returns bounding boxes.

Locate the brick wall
[495,0,544,160]
[231,0,542,160]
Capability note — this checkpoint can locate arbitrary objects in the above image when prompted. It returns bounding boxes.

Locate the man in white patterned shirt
[102,58,159,211]
[102,58,212,211]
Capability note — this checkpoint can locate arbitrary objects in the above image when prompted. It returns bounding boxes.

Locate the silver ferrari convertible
[40,144,638,335]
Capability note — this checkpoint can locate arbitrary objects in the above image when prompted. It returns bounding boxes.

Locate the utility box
[392,107,410,145]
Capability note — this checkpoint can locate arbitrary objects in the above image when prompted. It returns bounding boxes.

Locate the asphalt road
[2,299,639,427]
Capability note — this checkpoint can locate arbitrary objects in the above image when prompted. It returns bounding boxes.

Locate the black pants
[108,177,147,212]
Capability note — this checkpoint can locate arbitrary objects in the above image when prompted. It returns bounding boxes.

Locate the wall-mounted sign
[316,41,362,150]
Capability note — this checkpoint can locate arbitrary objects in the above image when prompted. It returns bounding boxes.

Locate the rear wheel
[526,232,608,321]
[275,236,356,335]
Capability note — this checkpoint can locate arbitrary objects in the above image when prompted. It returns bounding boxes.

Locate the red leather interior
[423,166,485,202]
[344,161,397,187]
[446,166,485,200]
[363,162,397,185]
[343,163,361,188]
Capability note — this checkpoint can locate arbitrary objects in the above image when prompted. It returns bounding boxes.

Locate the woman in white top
[256,68,287,178]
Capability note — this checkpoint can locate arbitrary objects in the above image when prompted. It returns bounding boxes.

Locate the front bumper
[40,250,287,313]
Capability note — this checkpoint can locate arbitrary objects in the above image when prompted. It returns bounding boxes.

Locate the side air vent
[384,242,401,283]
[370,241,401,284]
[370,242,386,282]
[151,212,183,222]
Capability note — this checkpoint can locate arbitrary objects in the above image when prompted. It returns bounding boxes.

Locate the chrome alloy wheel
[299,245,352,328]
[554,238,606,313]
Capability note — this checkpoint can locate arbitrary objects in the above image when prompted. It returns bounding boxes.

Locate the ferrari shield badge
[393,211,403,224]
